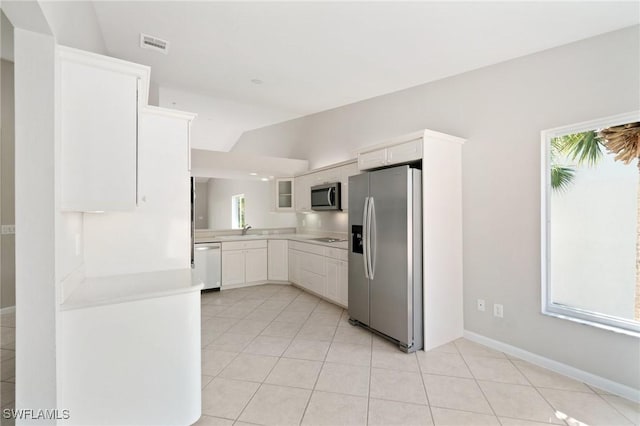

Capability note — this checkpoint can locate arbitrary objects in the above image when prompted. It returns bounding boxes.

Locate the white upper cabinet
[294,174,311,212]
[59,47,150,212]
[386,139,422,164]
[357,149,387,170]
[358,138,423,171]
[340,162,359,212]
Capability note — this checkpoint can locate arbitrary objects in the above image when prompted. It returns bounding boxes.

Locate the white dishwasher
[192,242,221,290]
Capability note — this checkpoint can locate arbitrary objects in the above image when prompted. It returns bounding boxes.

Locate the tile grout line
[298,304,343,425]
[455,341,503,424]
[416,347,437,425]
[503,350,569,426]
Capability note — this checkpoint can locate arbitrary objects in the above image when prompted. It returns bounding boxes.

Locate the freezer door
[348,172,370,325]
[368,166,412,345]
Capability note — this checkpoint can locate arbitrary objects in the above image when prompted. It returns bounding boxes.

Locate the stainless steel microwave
[311,182,341,211]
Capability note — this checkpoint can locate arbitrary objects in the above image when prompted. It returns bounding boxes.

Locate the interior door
[368,166,411,345]
[348,172,370,324]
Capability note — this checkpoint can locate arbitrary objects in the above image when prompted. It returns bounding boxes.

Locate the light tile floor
[197,284,640,426]
[0,286,638,426]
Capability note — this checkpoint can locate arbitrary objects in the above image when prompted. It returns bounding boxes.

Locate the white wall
[13,26,59,418]
[551,154,637,319]
[39,1,106,55]
[232,26,640,389]
[207,178,296,230]
[158,87,298,152]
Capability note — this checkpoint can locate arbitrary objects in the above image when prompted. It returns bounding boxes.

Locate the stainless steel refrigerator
[348,165,423,352]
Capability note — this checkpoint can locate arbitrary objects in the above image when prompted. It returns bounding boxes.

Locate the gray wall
[233,26,640,389]
[207,178,297,230]
[1,58,15,309]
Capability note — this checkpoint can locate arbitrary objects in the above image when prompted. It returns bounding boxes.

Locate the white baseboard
[0,305,15,314]
[464,330,640,403]
[221,281,292,291]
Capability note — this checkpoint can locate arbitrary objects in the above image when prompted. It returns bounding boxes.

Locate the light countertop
[61,268,203,311]
[195,233,349,250]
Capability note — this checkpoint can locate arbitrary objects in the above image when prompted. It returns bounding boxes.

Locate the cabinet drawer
[221,240,267,251]
[300,270,325,295]
[324,247,348,261]
[300,252,325,276]
[291,241,325,256]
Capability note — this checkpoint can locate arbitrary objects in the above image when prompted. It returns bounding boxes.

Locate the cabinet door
[268,240,289,281]
[300,270,325,296]
[294,175,310,212]
[276,178,294,211]
[325,259,340,303]
[358,149,387,171]
[340,162,359,212]
[222,250,245,286]
[338,260,349,307]
[386,139,422,165]
[245,248,268,283]
[60,60,138,211]
[288,250,300,284]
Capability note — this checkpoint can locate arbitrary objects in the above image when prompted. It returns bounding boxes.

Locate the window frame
[540,110,640,338]
[231,193,245,229]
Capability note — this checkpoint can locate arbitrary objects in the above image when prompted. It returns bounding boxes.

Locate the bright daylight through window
[231,194,246,229]
[542,112,640,336]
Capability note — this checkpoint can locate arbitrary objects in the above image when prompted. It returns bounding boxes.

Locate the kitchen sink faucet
[242,225,252,235]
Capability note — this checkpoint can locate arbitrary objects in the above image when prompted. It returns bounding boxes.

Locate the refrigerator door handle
[367,197,375,279]
[362,196,370,279]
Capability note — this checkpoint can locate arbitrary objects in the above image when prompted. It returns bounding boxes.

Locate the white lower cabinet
[288,242,348,307]
[325,258,348,306]
[288,250,300,284]
[221,250,245,286]
[245,248,268,283]
[268,240,288,281]
[221,239,347,305]
[221,240,268,287]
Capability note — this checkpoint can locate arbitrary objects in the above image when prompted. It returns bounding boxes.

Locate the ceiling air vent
[140,33,169,54]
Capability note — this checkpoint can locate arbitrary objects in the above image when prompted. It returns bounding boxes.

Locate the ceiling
[91,1,639,118]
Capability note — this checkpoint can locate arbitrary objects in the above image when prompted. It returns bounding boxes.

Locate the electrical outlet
[493,304,504,318]
[477,299,485,312]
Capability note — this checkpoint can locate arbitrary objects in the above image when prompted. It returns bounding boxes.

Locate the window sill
[542,307,640,338]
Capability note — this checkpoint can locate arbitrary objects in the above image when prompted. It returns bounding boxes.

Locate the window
[541,111,640,337]
[231,194,245,229]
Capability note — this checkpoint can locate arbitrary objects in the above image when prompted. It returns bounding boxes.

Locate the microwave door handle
[327,188,332,206]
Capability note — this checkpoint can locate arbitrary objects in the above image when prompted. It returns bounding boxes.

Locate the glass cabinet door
[276,178,294,210]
